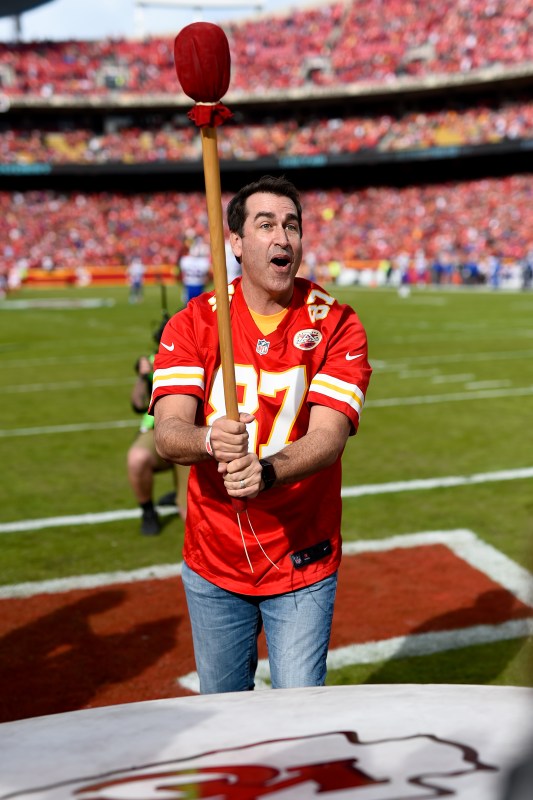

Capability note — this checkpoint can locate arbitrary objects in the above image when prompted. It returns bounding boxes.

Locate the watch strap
[259,458,276,491]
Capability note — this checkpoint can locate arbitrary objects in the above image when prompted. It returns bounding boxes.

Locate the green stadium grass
[1,282,532,688]
[326,637,533,687]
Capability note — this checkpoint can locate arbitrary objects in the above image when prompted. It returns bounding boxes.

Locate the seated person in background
[128,352,189,535]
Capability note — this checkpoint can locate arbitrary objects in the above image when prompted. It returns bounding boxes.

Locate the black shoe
[157,490,178,507]
[141,508,162,536]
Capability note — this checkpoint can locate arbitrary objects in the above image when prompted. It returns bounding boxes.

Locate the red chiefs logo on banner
[43,730,496,799]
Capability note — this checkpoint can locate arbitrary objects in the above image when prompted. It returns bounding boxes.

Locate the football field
[1,282,532,715]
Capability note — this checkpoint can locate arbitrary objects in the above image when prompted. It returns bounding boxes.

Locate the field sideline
[1,283,532,705]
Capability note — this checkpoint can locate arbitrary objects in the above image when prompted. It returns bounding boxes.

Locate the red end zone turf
[0,541,531,722]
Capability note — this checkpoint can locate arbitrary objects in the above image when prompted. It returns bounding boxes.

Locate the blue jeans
[181,561,337,694]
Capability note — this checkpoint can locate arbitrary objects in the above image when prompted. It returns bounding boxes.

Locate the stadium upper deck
[0,1,531,285]
[0,0,531,103]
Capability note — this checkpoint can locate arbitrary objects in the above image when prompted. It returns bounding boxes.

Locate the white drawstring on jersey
[235,507,280,574]
[207,429,279,573]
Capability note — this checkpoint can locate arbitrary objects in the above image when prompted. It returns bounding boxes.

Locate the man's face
[230,192,302,307]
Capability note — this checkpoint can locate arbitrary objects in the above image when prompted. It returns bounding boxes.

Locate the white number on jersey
[206,365,307,458]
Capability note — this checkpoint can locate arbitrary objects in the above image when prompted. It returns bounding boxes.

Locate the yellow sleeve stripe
[153,366,205,390]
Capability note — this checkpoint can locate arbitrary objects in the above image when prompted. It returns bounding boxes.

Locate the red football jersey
[150,277,372,595]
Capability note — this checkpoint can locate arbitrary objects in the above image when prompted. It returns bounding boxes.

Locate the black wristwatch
[259,458,276,491]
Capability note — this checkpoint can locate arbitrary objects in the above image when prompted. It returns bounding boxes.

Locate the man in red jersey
[150,175,372,693]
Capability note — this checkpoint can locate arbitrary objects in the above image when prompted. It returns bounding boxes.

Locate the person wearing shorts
[128,353,188,535]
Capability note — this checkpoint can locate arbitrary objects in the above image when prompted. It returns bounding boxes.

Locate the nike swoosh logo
[161,341,175,352]
[346,352,363,361]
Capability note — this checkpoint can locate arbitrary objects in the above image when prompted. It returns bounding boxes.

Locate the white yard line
[0,562,183,599]
[465,379,511,390]
[2,529,529,601]
[368,385,533,408]
[0,504,178,534]
[377,349,533,370]
[430,373,474,384]
[1,467,532,535]
[0,419,139,438]
[179,617,533,693]
[3,378,131,394]
[340,466,533,498]
[2,383,532,439]
[324,618,533,670]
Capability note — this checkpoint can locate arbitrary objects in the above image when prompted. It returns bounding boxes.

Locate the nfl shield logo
[256,338,270,355]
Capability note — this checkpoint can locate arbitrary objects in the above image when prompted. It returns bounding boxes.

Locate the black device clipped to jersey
[290,539,332,569]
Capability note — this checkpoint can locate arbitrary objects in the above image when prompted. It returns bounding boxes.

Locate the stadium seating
[0,174,529,280]
[0,1,531,97]
[0,0,531,288]
[0,99,531,164]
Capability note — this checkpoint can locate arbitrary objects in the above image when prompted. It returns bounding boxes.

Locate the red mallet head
[174,22,233,128]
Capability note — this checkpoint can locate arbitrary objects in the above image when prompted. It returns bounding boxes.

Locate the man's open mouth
[271,255,291,267]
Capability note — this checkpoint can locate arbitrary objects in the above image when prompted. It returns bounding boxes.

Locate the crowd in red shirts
[0,0,531,98]
[0,98,531,165]
[1,173,530,280]
[0,0,531,288]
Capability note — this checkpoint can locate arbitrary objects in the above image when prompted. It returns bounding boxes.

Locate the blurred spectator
[225,239,242,283]
[522,250,533,290]
[178,237,211,304]
[461,248,482,285]
[487,246,503,290]
[127,256,145,303]
[0,264,7,298]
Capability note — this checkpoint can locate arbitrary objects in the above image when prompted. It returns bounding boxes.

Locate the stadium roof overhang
[0,0,53,17]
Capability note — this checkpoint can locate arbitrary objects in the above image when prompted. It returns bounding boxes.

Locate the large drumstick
[174,22,237,419]
[174,23,245,511]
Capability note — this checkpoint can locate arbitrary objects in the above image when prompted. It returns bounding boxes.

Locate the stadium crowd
[0,0,531,98]
[0,98,531,165]
[0,0,531,294]
[1,174,530,284]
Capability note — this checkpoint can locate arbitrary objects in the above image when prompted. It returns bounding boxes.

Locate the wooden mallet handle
[200,126,239,420]
[174,23,245,511]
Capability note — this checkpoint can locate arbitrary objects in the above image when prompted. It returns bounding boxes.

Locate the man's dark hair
[226,175,303,238]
